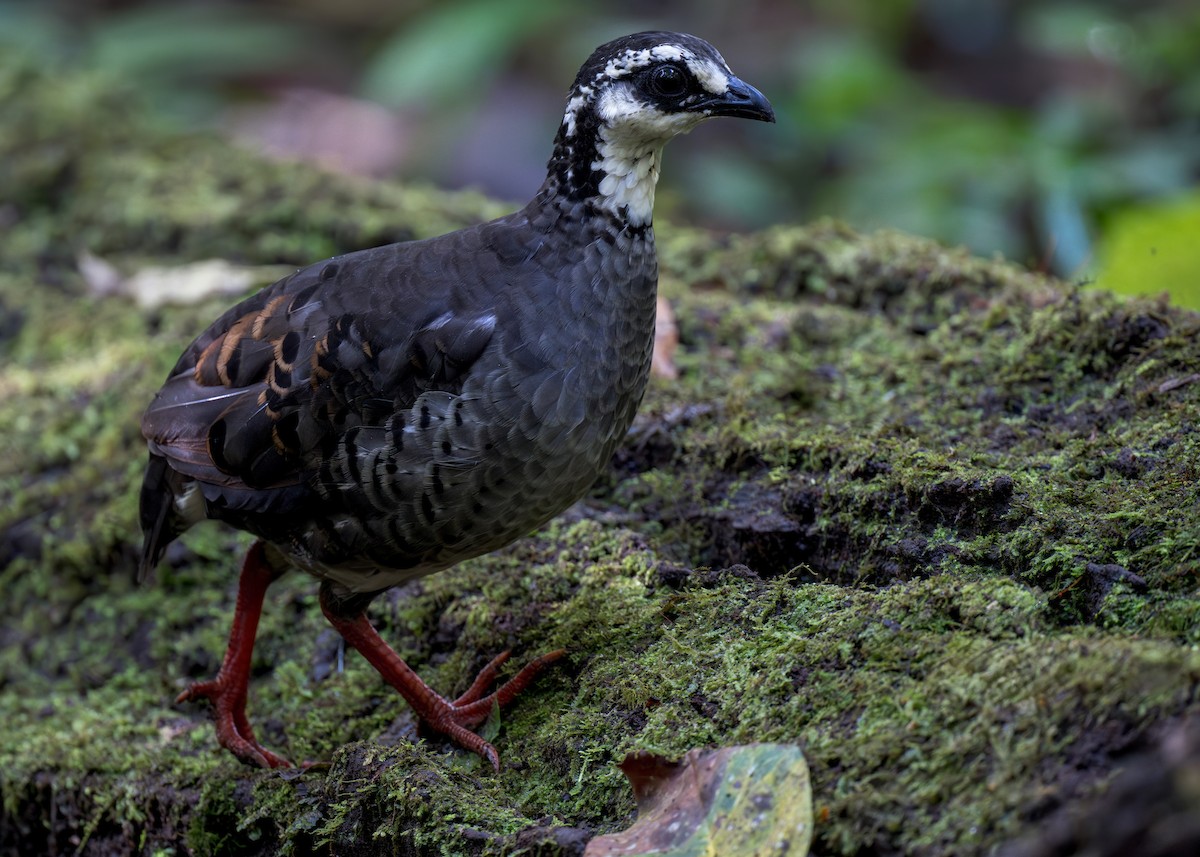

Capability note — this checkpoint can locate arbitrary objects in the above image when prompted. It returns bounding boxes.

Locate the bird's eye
[648,65,688,98]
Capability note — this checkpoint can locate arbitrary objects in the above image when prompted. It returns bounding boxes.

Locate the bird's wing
[142,238,500,498]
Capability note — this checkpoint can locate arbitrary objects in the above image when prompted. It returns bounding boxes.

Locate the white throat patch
[593,127,664,226]
[591,84,707,225]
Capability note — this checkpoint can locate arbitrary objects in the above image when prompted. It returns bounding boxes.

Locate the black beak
[706,75,775,123]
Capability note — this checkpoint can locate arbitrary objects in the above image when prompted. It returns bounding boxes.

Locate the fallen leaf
[652,295,679,380]
[123,259,267,309]
[79,253,289,309]
[77,251,124,297]
[585,744,812,856]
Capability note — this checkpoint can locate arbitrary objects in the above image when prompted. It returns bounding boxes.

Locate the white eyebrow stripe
[649,44,687,62]
[600,44,731,97]
[684,57,730,95]
[602,45,693,79]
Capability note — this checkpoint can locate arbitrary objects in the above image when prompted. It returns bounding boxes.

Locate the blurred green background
[3,0,1198,305]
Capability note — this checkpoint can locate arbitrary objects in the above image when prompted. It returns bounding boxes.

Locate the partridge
[140,31,774,770]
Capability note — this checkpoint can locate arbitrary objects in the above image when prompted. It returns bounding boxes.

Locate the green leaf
[88,6,312,80]
[585,744,813,857]
[361,0,564,109]
[1096,192,1200,309]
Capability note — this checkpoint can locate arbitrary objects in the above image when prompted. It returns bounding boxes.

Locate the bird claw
[320,588,566,771]
[177,676,292,769]
[420,648,567,771]
[450,650,512,707]
[176,648,565,772]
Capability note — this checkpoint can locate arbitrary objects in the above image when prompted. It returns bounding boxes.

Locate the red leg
[177,541,291,768]
[320,587,564,772]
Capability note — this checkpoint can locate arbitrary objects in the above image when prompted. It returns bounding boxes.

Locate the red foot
[177,541,292,769]
[180,540,564,772]
[424,647,567,770]
[321,587,564,772]
[178,677,291,768]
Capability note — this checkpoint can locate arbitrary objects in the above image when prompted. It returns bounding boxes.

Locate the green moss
[2,58,1199,857]
[619,573,1196,853]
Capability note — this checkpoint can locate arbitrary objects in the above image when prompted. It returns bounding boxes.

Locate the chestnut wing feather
[139,235,501,577]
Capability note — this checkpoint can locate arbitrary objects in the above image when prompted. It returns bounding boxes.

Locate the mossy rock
[1,58,1198,857]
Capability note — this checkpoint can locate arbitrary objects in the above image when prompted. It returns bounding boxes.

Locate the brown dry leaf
[585,744,812,857]
[652,294,679,380]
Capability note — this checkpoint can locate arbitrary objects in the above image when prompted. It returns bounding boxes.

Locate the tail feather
[138,453,188,583]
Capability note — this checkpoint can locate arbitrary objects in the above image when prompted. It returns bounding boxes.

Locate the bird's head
[545,32,774,225]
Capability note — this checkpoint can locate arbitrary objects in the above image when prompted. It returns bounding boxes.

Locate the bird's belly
[299,362,648,593]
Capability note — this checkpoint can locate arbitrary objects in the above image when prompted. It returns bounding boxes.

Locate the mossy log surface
[2,62,1198,857]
